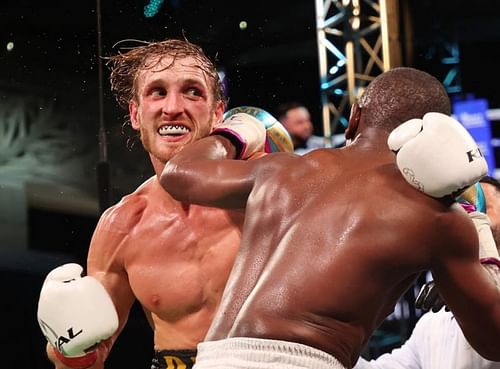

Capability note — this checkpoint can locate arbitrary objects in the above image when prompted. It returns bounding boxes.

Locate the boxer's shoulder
[97,181,153,234]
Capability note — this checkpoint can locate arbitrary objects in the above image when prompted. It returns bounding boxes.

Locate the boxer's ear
[129,101,140,130]
[212,100,225,129]
[345,103,361,141]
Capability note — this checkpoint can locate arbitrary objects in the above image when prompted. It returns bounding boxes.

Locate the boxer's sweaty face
[130,55,222,163]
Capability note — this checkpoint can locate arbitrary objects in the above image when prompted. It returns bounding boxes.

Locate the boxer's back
[206,147,454,367]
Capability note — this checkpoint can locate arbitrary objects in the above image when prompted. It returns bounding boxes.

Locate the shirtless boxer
[161,67,500,369]
[36,39,291,369]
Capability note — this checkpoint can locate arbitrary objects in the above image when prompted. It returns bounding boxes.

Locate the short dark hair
[358,67,451,131]
[274,102,307,122]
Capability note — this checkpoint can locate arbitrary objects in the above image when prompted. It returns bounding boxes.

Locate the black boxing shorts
[151,349,197,369]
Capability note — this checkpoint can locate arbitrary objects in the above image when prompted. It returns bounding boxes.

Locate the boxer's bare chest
[124,203,242,320]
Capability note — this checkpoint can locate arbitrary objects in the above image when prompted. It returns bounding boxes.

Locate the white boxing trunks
[193,337,346,369]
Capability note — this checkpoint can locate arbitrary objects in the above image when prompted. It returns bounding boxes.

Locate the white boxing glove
[37,263,118,369]
[388,112,488,198]
[213,106,294,159]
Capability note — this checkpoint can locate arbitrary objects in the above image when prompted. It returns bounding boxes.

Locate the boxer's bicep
[161,136,258,208]
[184,158,256,209]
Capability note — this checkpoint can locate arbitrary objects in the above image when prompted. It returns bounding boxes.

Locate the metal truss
[424,40,462,95]
[315,0,400,146]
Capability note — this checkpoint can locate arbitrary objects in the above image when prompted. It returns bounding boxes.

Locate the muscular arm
[431,213,500,361]
[47,205,136,369]
[161,135,258,209]
[87,207,136,368]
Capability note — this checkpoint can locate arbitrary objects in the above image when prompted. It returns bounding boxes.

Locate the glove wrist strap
[53,349,97,369]
[211,129,245,159]
[480,257,500,269]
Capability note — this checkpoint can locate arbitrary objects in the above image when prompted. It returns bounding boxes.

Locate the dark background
[1,0,499,367]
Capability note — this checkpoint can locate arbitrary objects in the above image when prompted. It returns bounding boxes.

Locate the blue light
[321,82,330,90]
[443,68,457,87]
[329,66,339,75]
[144,0,165,18]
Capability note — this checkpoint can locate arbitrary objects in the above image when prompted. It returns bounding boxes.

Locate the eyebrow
[181,77,208,88]
[144,77,208,89]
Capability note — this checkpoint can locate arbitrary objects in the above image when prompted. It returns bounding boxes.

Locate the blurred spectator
[275,102,325,154]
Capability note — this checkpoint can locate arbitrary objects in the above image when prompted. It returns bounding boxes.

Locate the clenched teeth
[158,124,190,136]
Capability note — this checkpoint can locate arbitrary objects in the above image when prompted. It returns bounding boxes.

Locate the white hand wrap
[37,263,118,367]
[388,112,488,198]
[468,211,500,262]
